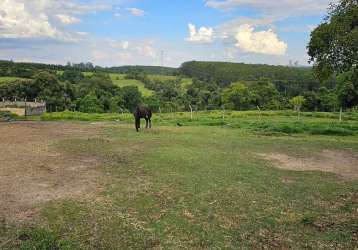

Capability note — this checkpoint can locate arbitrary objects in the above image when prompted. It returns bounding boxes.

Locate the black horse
[134,106,152,132]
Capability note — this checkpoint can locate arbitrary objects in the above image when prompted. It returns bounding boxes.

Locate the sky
[0,0,336,67]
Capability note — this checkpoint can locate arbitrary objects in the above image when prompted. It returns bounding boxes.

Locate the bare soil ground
[0,121,107,223]
[259,150,358,179]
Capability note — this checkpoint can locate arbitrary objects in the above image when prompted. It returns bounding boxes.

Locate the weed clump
[19,228,77,250]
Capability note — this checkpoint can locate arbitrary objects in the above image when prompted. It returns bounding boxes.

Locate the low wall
[0,107,25,116]
[0,101,46,116]
[26,106,47,116]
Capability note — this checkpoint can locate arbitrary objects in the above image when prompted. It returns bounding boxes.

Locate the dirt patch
[258,150,358,179]
[0,121,109,223]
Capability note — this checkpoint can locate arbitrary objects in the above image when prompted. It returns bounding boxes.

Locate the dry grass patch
[259,150,358,179]
[0,121,109,223]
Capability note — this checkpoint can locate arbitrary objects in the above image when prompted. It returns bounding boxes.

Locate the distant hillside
[107,65,177,75]
[179,61,319,87]
[109,73,154,96]
[0,76,30,85]
[0,60,178,76]
[0,59,346,113]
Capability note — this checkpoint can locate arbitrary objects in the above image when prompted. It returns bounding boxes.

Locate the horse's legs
[149,118,152,128]
[145,118,149,129]
[135,118,140,132]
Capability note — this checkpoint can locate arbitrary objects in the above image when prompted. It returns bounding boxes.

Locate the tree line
[0,0,356,114]
[0,70,142,113]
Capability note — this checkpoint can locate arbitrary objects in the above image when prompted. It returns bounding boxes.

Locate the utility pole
[161,50,164,67]
[160,50,164,75]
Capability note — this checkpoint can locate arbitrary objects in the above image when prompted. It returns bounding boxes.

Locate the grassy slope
[0,76,29,84]
[3,111,358,249]
[81,72,153,96]
[148,74,193,88]
[59,72,191,95]
[109,73,153,97]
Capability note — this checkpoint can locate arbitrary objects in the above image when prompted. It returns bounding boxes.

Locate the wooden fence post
[257,105,262,119]
[189,104,193,121]
[222,105,225,122]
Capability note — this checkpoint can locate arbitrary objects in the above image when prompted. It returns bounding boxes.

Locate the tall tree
[308,0,358,109]
[308,0,358,79]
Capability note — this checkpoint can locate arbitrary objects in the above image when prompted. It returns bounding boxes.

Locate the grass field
[42,110,358,136]
[148,74,193,88]
[58,72,191,95]
[1,111,357,249]
[80,72,153,96]
[109,73,153,96]
[0,77,29,84]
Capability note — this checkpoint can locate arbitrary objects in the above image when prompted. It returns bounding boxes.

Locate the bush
[78,94,104,113]
[0,111,18,121]
[309,127,354,136]
[41,111,132,122]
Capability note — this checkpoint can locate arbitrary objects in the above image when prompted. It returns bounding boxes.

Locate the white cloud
[121,41,130,50]
[109,40,130,50]
[186,23,214,43]
[224,47,239,59]
[136,44,156,58]
[91,39,158,66]
[205,0,335,18]
[76,31,89,36]
[0,0,58,39]
[185,20,287,56]
[56,14,80,25]
[127,8,145,17]
[0,0,108,41]
[234,24,287,55]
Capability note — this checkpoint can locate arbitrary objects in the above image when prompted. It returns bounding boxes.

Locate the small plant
[19,228,76,250]
[290,96,306,120]
[0,111,17,122]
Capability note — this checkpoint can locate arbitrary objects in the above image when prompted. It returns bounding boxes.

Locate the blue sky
[0,0,335,67]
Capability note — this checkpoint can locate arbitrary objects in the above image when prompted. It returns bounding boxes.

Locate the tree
[222,82,252,110]
[122,86,142,112]
[250,79,280,109]
[318,87,339,111]
[308,0,358,80]
[336,70,358,108]
[34,72,67,112]
[78,94,104,113]
[302,91,320,111]
[108,96,125,113]
[60,70,84,84]
[143,96,161,112]
[290,96,306,112]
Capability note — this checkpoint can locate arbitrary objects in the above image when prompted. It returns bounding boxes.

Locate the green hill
[148,74,193,88]
[109,73,153,96]
[179,61,319,87]
[107,65,177,75]
[0,76,30,85]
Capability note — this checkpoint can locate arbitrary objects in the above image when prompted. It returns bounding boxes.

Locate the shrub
[78,94,104,113]
[309,127,354,136]
[0,111,18,121]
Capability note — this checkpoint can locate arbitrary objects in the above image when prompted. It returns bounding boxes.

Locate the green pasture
[42,110,358,137]
[2,110,358,249]
[0,76,29,84]
[109,73,153,96]
[148,74,193,88]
